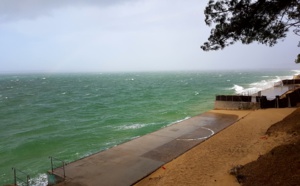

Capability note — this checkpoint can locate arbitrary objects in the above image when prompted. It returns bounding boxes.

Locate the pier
[49,110,249,185]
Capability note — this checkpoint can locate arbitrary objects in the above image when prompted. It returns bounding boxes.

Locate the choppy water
[0,70,297,185]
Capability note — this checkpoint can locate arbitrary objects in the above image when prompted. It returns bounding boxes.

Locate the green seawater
[0,70,297,185]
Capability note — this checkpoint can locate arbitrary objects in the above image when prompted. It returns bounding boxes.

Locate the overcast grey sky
[0,0,299,73]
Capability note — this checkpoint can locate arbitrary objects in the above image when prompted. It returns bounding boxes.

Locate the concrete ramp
[52,111,249,186]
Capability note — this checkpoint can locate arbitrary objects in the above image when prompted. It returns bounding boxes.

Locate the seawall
[50,110,249,185]
[214,79,300,110]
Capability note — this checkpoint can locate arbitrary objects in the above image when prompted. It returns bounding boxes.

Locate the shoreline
[134,108,297,186]
[52,109,249,185]
[51,107,298,186]
[51,74,299,185]
[1,70,298,185]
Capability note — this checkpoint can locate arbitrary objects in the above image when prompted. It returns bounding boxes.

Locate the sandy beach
[135,108,299,186]
[52,107,300,186]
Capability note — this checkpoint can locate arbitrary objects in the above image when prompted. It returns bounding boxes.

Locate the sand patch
[135,108,296,186]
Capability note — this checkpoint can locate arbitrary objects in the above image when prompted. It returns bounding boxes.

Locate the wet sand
[135,108,296,186]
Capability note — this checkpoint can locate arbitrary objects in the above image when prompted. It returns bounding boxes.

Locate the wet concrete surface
[52,110,249,186]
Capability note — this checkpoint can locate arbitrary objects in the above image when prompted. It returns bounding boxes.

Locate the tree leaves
[295,54,300,63]
[201,0,300,51]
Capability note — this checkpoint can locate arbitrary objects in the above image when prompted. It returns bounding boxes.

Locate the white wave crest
[174,116,191,123]
[166,117,191,127]
[117,123,147,130]
[28,174,48,186]
[230,85,245,95]
[292,69,300,75]
[231,75,291,95]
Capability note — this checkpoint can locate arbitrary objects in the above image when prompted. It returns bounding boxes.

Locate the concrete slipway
[52,110,249,186]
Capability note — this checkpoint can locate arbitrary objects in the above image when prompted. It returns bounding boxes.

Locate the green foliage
[295,54,300,63]
[201,0,300,51]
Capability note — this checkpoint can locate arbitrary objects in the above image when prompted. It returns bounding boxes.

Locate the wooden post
[276,96,280,108]
[12,168,16,186]
[287,94,291,107]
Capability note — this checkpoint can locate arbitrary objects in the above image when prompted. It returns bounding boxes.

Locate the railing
[12,167,30,186]
[49,156,66,179]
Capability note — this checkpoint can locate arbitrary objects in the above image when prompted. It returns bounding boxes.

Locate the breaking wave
[231,74,294,95]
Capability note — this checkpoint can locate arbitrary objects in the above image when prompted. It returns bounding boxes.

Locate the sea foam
[232,74,293,95]
[27,174,48,186]
[116,123,149,130]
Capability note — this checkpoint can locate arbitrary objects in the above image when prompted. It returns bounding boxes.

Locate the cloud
[0,0,209,73]
[0,0,298,73]
[0,0,136,23]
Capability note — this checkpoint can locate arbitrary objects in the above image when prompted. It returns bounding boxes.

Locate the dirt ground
[135,108,299,186]
[232,108,300,186]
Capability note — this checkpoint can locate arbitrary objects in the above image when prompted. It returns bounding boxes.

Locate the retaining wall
[282,79,300,85]
[214,100,260,110]
[215,88,300,110]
